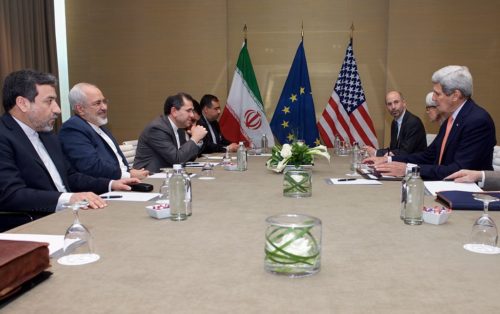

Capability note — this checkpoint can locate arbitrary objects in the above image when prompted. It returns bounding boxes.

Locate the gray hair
[69,82,96,111]
[425,92,436,107]
[431,65,472,98]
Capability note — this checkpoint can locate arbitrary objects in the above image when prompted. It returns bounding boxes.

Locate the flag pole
[350,22,355,39]
[243,24,247,44]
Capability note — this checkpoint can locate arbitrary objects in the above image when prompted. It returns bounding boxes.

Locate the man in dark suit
[366,91,427,157]
[133,92,208,173]
[197,94,238,154]
[365,66,496,180]
[0,70,138,231]
[59,83,148,179]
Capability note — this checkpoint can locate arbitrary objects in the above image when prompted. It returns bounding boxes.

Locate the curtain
[0,0,58,115]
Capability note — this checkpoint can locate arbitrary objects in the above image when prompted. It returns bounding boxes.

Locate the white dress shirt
[88,122,130,178]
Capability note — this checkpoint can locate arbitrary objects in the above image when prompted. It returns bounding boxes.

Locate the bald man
[366,91,427,157]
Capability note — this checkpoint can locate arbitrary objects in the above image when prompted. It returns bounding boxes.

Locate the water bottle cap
[173,164,182,170]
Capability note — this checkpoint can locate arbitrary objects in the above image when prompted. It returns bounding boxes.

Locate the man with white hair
[425,91,447,125]
[59,83,149,179]
[364,65,496,180]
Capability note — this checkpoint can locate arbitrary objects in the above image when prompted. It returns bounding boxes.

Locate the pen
[102,195,123,199]
[338,178,356,182]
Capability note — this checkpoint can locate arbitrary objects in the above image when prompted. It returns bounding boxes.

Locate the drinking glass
[348,148,363,176]
[464,193,500,254]
[58,201,100,266]
[157,168,172,204]
[199,162,215,180]
[222,147,231,166]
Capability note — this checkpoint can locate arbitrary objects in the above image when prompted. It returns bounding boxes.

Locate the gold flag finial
[350,23,355,39]
[244,24,248,43]
[301,21,304,40]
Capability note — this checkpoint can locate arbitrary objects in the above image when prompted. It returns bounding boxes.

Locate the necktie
[438,117,454,165]
[177,129,187,148]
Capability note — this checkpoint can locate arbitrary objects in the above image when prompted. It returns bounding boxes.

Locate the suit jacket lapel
[3,114,46,169]
[441,99,472,159]
[446,99,471,145]
[38,132,70,189]
[101,125,129,167]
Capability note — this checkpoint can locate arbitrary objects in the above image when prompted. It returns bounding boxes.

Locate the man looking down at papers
[0,70,139,231]
[363,65,496,180]
[446,170,500,191]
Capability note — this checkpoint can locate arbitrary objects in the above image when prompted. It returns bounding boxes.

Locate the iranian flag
[220,41,274,148]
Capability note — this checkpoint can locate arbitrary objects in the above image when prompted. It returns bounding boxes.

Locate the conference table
[2,153,500,313]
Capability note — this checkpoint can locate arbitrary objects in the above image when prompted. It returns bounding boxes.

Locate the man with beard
[133,92,208,173]
[0,70,138,231]
[59,83,149,179]
[365,91,427,157]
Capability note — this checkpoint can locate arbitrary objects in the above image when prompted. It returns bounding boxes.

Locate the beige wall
[65,0,228,142]
[65,0,500,145]
[386,0,500,142]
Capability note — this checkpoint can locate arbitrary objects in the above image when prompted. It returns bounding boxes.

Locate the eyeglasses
[425,106,436,112]
[90,99,109,107]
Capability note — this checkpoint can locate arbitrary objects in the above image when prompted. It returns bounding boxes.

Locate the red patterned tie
[438,117,453,165]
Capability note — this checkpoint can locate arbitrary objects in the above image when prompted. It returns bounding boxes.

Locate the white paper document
[100,191,160,202]
[148,172,196,179]
[424,181,483,196]
[185,162,220,167]
[148,173,166,179]
[0,233,64,256]
[328,178,382,185]
[202,155,223,160]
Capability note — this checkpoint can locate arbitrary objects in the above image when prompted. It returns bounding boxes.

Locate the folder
[436,191,500,211]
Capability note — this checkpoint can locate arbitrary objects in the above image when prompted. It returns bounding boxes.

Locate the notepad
[100,192,160,202]
[327,178,382,185]
[424,181,483,196]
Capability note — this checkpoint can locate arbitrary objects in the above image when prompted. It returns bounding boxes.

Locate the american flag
[318,38,378,148]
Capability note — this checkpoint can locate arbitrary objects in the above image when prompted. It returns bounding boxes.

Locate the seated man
[59,83,149,180]
[133,92,207,173]
[446,170,500,191]
[0,70,137,231]
[198,94,238,154]
[364,65,496,180]
[366,91,427,157]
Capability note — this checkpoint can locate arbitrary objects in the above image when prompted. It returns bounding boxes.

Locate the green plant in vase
[266,141,330,173]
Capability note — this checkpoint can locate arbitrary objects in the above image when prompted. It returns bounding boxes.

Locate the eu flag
[270,41,320,147]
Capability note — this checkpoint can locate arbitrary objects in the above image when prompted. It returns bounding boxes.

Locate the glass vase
[283,166,312,198]
[264,214,322,277]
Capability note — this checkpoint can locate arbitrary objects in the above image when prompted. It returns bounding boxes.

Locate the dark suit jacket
[0,114,110,217]
[376,110,427,156]
[393,99,496,180]
[59,115,128,179]
[133,115,202,173]
[197,115,231,154]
